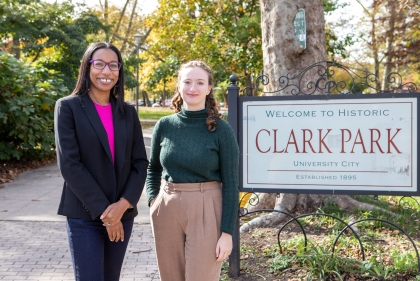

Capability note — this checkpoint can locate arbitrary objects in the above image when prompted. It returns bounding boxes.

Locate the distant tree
[0,0,105,90]
[323,0,355,59]
[354,0,420,89]
[89,0,154,103]
[146,55,180,101]
[143,0,262,93]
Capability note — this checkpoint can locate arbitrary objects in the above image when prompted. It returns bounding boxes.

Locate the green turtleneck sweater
[145,108,239,235]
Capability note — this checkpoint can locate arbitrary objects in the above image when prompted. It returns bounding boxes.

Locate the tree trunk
[104,0,110,42]
[382,0,396,91]
[260,0,326,94]
[142,90,151,107]
[245,73,253,96]
[371,6,381,91]
[245,0,327,228]
[163,80,166,103]
[12,37,20,59]
[223,91,228,107]
[356,0,381,91]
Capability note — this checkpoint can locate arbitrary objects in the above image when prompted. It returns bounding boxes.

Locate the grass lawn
[137,107,174,120]
[140,121,156,130]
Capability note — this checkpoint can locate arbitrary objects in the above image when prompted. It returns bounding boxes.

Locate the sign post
[227,75,241,278]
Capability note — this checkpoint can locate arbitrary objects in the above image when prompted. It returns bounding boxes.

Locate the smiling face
[178,67,212,111]
[89,48,119,96]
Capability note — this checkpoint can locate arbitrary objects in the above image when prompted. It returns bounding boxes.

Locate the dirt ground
[222,224,419,281]
[0,156,56,184]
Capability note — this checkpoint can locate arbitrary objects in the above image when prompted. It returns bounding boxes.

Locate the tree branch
[98,0,103,11]
[111,32,165,62]
[355,0,372,17]
[110,0,130,43]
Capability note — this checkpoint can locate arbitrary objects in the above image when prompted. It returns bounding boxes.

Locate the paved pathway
[0,128,160,281]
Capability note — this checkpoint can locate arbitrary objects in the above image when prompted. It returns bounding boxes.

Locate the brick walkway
[0,221,159,281]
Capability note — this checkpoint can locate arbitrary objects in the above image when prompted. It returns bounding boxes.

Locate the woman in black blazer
[54,42,148,281]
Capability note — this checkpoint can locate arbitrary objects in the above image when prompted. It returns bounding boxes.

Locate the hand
[100,198,131,241]
[216,232,232,261]
[149,198,156,207]
[105,221,124,242]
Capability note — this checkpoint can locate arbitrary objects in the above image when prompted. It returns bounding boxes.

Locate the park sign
[293,8,306,49]
[239,93,420,196]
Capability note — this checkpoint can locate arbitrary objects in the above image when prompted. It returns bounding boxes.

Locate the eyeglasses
[90,59,122,71]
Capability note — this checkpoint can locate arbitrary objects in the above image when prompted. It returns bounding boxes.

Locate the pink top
[94,102,115,164]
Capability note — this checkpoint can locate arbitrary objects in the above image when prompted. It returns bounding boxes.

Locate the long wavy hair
[71,42,127,117]
[171,60,221,131]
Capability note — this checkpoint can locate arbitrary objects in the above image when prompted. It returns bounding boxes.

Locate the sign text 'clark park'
[241,96,419,195]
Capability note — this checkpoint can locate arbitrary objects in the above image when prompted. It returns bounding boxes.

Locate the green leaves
[123,55,148,89]
[0,0,106,161]
[144,0,262,89]
[0,0,105,90]
[147,56,180,89]
[0,52,68,160]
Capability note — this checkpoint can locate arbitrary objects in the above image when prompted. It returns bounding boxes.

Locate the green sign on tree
[293,8,306,49]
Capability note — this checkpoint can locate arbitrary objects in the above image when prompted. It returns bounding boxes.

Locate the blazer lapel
[112,98,127,178]
[80,94,113,163]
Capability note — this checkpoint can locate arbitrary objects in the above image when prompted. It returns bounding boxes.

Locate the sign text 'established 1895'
[241,95,419,195]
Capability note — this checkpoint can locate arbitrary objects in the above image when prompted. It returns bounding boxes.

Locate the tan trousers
[150,181,223,281]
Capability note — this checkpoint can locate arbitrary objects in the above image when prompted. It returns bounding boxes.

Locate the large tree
[240,0,393,232]
[260,0,326,94]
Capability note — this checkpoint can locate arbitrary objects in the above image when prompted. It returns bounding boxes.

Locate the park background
[1,0,420,279]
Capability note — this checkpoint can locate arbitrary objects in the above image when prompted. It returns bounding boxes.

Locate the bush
[0,52,68,160]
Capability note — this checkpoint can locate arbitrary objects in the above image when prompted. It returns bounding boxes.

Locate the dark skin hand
[100,198,131,242]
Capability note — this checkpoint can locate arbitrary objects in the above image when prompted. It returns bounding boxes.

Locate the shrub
[0,52,68,160]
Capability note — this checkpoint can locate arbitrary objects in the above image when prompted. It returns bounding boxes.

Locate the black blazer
[54,94,149,221]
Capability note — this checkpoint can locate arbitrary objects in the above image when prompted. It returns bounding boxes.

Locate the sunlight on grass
[140,121,156,130]
[138,107,174,120]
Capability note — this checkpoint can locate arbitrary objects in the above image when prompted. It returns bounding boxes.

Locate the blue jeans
[66,217,134,281]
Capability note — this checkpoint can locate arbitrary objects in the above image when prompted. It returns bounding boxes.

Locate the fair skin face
[178,66,212,111]
[88,48,129,242]
[88,48,120,105]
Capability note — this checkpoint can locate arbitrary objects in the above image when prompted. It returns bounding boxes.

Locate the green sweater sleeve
[218,121,240,234]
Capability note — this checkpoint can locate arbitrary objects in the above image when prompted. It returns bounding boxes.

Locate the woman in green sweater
[146,60,239,281]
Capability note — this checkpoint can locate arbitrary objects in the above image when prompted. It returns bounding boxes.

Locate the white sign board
[242,97,418,194]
